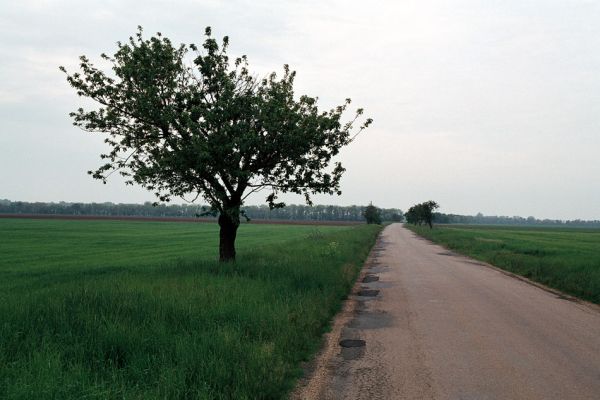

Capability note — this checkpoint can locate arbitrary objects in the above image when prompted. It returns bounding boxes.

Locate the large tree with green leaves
[60,27,371,261]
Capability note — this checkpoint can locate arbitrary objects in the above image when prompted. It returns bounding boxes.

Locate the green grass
[406,224,600,304]
[0,219,382,399]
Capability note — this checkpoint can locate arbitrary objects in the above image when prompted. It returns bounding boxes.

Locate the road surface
[294,223,600,399]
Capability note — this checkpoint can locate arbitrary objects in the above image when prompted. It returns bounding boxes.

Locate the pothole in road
[357,289,380,297]
[349,310,394,330]
[369,265,390,274]
[339,339,366,348]
[362,275,380,283]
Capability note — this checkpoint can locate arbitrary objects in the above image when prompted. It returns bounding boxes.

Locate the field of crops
[0,218,381,399]
[407,224,600,304]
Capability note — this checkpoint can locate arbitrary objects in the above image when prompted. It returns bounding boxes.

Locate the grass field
[0,219,381,399]
[407,224,600,304]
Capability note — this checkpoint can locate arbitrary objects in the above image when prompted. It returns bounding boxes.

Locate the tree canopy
[363,202,382,224]
[405,201,439,228]
[60,27,371,261]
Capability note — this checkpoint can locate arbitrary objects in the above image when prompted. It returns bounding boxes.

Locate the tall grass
[407,224,600,304]
[0,219,381,399]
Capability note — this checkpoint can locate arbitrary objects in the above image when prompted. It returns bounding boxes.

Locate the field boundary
[408,228,600,314]
[0,213,363,226]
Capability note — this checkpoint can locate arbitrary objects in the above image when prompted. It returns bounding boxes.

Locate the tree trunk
[218,212,239,262]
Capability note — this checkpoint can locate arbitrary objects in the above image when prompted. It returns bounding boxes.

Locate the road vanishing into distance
[294,223,600,400]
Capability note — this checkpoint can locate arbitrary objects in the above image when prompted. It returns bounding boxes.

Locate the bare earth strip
[294,223,600,400]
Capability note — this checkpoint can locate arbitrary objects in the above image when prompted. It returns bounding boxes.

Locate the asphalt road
[295,223,600,399]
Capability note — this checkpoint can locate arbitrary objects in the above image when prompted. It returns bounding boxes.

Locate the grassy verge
[406,224,600,304]
[0,219,382,399]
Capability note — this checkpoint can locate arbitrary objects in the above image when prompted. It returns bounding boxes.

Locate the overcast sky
[1,0,599,219]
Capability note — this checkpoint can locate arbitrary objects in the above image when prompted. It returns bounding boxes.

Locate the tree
[363,202,382,224]
[405,201,439,228]
[404,206,419,225]
[419,200,439,228]
[60,27,372,261]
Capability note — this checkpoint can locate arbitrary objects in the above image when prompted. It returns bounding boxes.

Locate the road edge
[289,230,385,399]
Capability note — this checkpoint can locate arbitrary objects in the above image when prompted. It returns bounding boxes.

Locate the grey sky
[1,0,599,219]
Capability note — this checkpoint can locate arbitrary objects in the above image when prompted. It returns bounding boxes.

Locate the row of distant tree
[400,199,600,229]
[2,199,599,227]
[0,199,404,222]
[432,212,600,228]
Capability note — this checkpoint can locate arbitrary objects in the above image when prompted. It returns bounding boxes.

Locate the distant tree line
[241,204,403,222]
[433,212,600,228]
[0,199,403,222]
[3,199,598,227]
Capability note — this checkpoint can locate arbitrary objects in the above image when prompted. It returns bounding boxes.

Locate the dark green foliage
[60,26,372,260]
[0,219,382,399]
[363,202,382,224]
[405,200,439,228]
[407,224,600,304]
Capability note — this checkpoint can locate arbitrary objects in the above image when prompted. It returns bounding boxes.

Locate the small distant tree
[404,206,418,225]
[60,26,372,261]
[405,200,439,228]
[363,202,382,224]
[420,200,439,228]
